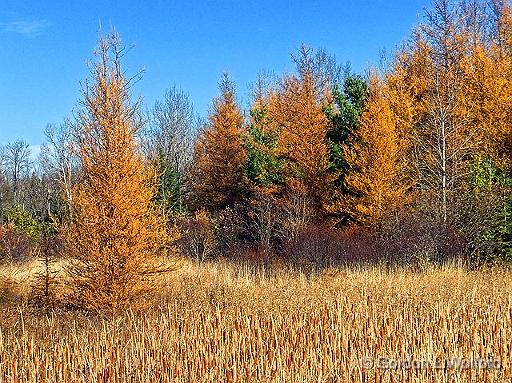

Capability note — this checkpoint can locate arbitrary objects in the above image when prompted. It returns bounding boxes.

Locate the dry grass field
[0,259,511,382]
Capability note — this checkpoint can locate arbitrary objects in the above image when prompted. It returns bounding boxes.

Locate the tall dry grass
[0,259,510,382]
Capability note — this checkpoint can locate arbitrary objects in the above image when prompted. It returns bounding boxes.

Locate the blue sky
[0,0,431,148]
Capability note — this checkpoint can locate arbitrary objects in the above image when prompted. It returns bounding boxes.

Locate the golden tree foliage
[190,75,247,211]
[343,74,410,225]
[461,46,512,164]
[460,3,512,169]
[382,57,420,193]
[374,0,512,228]
[392,40,431,126]
[498,3,512,166]
[63,33,175,313]
[268,70,334,214]
[392,0,485,221]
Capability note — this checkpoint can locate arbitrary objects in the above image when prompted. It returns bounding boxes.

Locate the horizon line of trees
[0,0,510,311]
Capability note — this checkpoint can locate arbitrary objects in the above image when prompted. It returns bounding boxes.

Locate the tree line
[0,0,510,311]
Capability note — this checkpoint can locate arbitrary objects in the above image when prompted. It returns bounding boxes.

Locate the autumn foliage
[179,3,510,259]
[62,33,174,313]
[268,71,334,216]
[0,0,511,319]
[2,10,512,383]
[189,75,247,211]
[460,3,512,169]
[342,74,410,225]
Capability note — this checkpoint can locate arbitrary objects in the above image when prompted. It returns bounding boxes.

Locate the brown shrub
[283,224,379,268]
[0,224,36,263]
[176,209,217,262]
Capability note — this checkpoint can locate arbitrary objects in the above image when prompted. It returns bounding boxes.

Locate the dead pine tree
[62,32,177,314]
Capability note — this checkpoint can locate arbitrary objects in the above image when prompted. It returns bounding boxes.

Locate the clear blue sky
[0,0,431,148]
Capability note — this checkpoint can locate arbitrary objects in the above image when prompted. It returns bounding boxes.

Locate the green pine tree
[324,74,368,190]
[244,106,283,187]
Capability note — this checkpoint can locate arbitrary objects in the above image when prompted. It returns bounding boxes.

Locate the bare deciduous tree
[147,86,195,170]
[292,45,343,98]
[40,121,77,204]
[145,86,196,215]
[1,140,32,205]
[412,0,481,222]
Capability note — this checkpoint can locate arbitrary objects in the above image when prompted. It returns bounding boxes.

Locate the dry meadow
[0,259,510,382]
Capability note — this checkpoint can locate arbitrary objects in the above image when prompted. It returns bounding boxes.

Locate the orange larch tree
[63,33,174,313]
[189,74,247,211]
[342,73,410,225]
[460,1,512,169]
[268,63,334,216]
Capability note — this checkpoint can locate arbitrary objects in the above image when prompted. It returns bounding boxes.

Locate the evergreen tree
[324,74,368,189]
[244,102,283,188]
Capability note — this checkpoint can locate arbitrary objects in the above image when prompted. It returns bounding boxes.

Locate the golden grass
[0,259,510,382]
